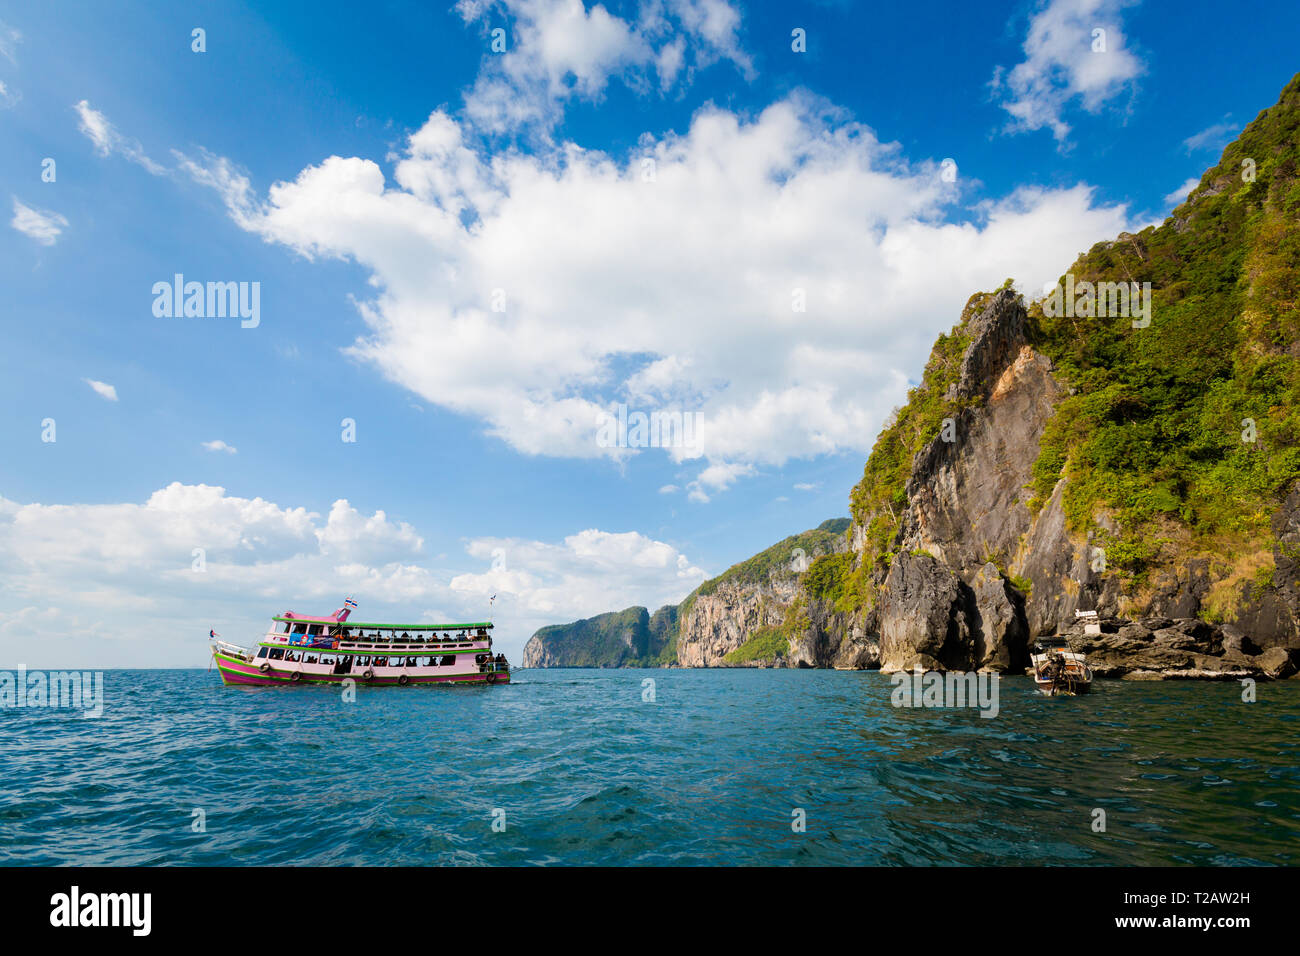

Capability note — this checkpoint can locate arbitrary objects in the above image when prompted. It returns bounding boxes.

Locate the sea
[2,668,1298,866]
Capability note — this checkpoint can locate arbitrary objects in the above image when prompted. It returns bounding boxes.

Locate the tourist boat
[1030,611,1095,695]
[209,600,510,687]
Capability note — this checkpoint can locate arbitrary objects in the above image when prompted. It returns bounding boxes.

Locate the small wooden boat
[1030,614,1094,695]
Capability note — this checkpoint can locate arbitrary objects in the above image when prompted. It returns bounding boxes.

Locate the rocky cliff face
[858,291,1061,673]
[848,288,1298,679]
[674,579,795,666]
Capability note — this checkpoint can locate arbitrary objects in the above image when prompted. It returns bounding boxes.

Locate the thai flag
[344,598,358,609]
[209,629,219,639]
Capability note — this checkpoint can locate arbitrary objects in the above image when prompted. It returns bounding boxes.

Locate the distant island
[525,74,1300,682]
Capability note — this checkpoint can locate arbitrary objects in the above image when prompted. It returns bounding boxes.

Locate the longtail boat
[209,600,510,687]
[1030,612,1095,696]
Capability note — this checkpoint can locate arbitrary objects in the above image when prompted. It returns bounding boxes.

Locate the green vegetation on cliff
[1027,74,1300,580]
[525,605,676,667]
[721,624,792,664]
[845,74,1300,606]
[696,518,850,598]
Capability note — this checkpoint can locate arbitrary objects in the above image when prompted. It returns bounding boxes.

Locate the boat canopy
[1033,637,1072,649]
[274,615,492,630]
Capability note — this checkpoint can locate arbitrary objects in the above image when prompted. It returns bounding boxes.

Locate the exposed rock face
[970,563,1029,672]
[1057,616,1296,680]
[889,291,1086,644]
[896,295,1063,573]
[877,552,975,673]
[788,601,879,669]
[675,579,796,667]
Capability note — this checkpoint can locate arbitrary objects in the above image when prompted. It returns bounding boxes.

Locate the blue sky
[2,0,1298,666]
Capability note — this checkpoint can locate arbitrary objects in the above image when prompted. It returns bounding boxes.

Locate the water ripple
[0,669,1297,865]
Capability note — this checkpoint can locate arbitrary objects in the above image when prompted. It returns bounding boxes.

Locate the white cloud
[11,197,68,245]
[0,18,20,64]
[658,483,679,494]
[202,439,238,454]
[83,378,118,401]
[1183,119,1237,154]
[993,0,1144,142]
[450,528,707,618]
[456,0,751,133]
[794,482,819,491]
[176,93,1141,500]
[1163,176,1200,207]
[171,147,258,227]
[74,100,166,174]
[0,483,707,666]
[0,79,17,109]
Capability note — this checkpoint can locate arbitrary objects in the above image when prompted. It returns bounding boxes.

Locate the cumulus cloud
[0,483,707,665]
[74,100,166,174]
[83,378,118,401]
[456,0,751,133]
[11,198,68,245]
[176,92,1140,499]
[992,0,1144,142]
[201,439,237,454]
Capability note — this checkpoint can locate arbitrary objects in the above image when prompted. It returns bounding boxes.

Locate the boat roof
[274,616,492,630]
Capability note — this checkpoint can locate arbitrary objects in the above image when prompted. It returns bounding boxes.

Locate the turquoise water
[2,668,1298,865]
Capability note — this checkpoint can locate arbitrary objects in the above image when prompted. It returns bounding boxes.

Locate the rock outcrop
[1056,616,1295,680]
[876,552,975,673]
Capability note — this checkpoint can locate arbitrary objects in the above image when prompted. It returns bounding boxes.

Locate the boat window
[308,624,323,636]
[291,622,307,635]
[375,657,387,667]
[440,655,455,667]
[268,648,285,661]
[257,647,269,658]
[320,655,334,665]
